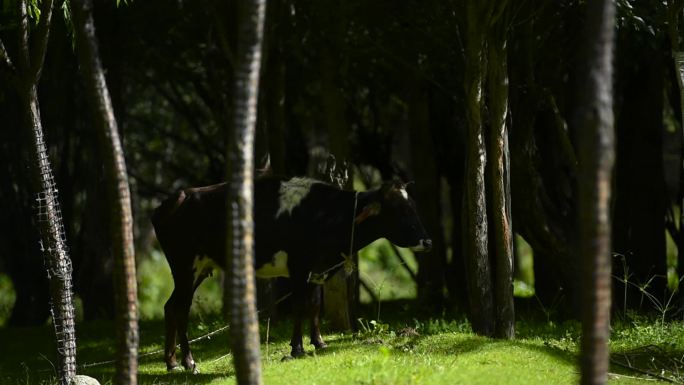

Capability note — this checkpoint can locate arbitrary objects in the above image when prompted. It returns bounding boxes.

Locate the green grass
[2,242,683,384]
[1,311,682,385]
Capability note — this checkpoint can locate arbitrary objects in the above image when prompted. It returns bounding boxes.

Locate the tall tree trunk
[487,24,515,339]
[461,1,494,336]
[574,1,615,384]
[71,0,139,383]
[1,1,77,384]
[227,1,266,384]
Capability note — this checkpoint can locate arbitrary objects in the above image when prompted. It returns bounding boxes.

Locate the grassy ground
[1,242,682,384]
[1,308,683,385]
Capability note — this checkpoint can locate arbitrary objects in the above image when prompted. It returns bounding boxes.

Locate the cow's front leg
[288,279,307,358]
[308,284,327,350]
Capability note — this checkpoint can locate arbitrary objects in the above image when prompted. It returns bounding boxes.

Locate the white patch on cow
[256,251,290,278]
[400,188,409,200]
[275,177,319,218]
[193,255,219,283]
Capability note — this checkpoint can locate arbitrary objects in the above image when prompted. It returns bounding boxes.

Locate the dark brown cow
[152,176,431,372]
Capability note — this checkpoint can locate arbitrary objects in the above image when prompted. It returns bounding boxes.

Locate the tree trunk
[574,1,615,384]
[226,1,266,384]
[487,28,515,339]
[461,1,494,336]
[71,1,139,383]
[2,1,78,384]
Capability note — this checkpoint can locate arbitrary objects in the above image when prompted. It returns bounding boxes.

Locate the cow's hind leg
[175,269,209,374]
[164,292,180,371]
[166,266,201,374]
[308,284,327,350]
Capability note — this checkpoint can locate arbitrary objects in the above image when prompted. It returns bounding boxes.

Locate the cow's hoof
[313,342,328,350]
[183,362,199,374]
[281,355,295,362]
[286,346,306,360]
[167,365,182,372]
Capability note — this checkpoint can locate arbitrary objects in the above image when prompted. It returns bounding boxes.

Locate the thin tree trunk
[71,0,139,383]
[487,29,515,339]
[227,1,266,384]
[24,84,77,385]
[461,1,494,336]
[574,1,615,384]
[2,1,77,384]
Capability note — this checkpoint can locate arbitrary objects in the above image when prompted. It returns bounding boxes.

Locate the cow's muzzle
[410,238,432,252]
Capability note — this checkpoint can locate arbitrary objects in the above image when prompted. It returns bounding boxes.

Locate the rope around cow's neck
[346,191,359,271]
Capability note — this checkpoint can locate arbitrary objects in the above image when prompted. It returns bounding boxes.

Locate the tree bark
[71,0,139,383]
[487,26,515,339]
[461,1,494,336]
[574,1,615,384]
[1,1,78,384]
[226,1,266,384]
[23,85,77,385]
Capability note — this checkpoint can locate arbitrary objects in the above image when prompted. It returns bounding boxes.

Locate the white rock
[70,375,101,385]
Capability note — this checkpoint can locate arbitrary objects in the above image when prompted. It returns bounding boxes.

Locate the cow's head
[356,181,432,252]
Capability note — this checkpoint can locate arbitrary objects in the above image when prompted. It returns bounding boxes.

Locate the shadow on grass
[138,371,232,384]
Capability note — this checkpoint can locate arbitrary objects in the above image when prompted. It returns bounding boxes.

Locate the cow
[151,176,432,373]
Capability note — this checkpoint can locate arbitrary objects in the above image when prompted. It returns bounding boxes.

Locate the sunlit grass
[0,313,679,385]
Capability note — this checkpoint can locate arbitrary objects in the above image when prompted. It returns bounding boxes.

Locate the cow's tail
[151,190,186,229]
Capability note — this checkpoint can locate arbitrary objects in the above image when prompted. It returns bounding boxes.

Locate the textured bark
[71,0,139,383]
[461,1,494,336]
[487,32,515,339]
[227,1,266,384]
[574,1,615,384]
[4,1,78,384]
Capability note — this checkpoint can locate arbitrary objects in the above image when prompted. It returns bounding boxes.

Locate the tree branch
[0,38,15,71]
[0,38,21,90]
[16,0,31,75]
[29,0,55,83]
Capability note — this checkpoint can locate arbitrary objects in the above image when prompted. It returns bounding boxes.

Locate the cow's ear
[355,202,381,224]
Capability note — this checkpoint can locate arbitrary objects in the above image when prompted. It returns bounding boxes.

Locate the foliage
[0,273,15,327]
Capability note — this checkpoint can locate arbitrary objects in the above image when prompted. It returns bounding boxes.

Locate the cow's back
[152,183,229,267]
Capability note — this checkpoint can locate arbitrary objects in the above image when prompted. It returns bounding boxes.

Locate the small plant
[612,253,683,328]
[357,318,391,335]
